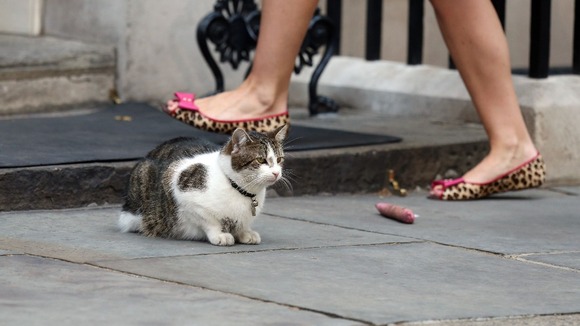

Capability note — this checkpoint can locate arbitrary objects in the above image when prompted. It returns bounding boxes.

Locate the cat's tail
[118,211,142,233]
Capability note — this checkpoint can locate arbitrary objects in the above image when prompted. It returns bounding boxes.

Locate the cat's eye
[277,157,284,164]
[255,158,267,164]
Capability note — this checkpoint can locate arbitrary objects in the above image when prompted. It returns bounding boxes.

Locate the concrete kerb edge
[0,140,490,211]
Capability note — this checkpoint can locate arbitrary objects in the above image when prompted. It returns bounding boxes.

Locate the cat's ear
[231,128,251,154]
[269,124,289,144]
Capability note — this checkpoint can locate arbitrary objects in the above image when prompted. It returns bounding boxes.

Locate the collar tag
[229,178,259,216]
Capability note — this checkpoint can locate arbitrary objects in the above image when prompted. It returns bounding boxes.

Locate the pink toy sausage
[375,202,416,224]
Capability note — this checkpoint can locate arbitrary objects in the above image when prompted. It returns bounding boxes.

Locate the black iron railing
[326,0,580,79]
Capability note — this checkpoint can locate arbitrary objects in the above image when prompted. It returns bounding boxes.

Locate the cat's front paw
[208,232,235,246]
[237,230,261,245]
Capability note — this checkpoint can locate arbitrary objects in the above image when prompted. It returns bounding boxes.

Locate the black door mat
[0,103,401,168]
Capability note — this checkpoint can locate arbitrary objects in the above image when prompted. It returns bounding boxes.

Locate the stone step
[0,108,489,211]
[0,34,115,115]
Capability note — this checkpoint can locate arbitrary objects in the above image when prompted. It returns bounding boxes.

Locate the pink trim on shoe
[174,92,199,111]
[431,177,465,189]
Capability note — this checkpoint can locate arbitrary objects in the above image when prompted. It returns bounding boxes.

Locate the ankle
[241,77,288,111]
[489,135,537,159]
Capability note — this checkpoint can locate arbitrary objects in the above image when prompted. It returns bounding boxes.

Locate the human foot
[165,81,288,119]
[462,145,540,184]
[164,91,289,134]
[430,151,546,200]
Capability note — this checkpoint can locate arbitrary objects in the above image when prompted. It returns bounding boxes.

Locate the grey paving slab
[551,186,580,196]
[264,189,580,255]
[0,206,412,263]
[0,249,19,255]
[96,243,580,325]
[522,252,580,270]
[404,314,580,326]
[0,255,355,326]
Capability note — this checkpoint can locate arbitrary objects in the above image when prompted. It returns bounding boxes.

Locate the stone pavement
[1,187,579,325]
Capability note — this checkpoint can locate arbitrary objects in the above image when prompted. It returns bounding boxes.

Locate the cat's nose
[272,172,280,179]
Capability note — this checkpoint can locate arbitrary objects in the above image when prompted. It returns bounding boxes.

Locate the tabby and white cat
[118,125,288,246]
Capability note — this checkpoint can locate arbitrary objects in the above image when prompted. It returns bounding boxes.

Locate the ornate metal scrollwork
[299,8,340,115]
[197,0,339,115]
[197,0,260,94]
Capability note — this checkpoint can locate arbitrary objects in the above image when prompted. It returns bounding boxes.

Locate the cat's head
[221,125,289,190]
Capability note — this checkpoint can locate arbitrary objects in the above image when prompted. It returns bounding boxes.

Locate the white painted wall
[42,0,125,44]
[0,0,43,35]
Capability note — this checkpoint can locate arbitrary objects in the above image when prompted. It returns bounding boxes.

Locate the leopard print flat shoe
[165,92,290,134]
[430,153,546,200]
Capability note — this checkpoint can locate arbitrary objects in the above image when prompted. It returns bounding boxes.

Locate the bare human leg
[166,0,318,121]
[429,0,540,197]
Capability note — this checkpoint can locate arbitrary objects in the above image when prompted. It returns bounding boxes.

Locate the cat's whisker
[278,177,294,193]
[281,168,300,183]
[283,136,303,146]
[276,171,297,193]
[240,178,262,192]
[282,137,304,151]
